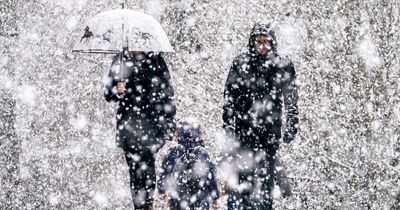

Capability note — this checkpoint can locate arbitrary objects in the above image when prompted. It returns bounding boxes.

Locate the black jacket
[104,52,176,150]
[223,23,299,149]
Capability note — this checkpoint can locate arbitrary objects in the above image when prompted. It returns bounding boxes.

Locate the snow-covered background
[1,0,399,209]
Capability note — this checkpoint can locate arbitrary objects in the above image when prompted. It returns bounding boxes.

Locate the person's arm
[222,61,240,133]
[104,54,123,102]
[282,60,299,143]
[157,146,183,194]
[149,55,176,140]
[208,160,221,200]
[197,149,221,200]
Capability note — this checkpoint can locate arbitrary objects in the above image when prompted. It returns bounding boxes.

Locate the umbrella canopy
[73,9,173,53]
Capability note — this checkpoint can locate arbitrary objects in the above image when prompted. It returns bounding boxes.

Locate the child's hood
[177,118,205,149]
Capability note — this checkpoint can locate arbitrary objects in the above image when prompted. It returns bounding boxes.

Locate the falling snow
[1,0,400,209]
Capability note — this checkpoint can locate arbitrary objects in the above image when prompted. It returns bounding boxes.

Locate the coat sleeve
[103,55,120,102]
[157,146,183,194]
[207,160,221,199]
[197,149,220,200]
[222,61,240,130]
[148,55,177,139]
[282,61,299,136]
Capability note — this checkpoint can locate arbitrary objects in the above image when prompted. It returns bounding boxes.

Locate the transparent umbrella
[72,5,173,81]
[73,8,173,53]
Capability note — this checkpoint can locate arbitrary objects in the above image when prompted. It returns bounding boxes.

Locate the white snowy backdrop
[1,0,399,209]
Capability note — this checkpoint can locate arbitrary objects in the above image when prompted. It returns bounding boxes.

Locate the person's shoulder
[232,52,251,66]
[166,144,185,156]
[272,55,294,73]
[193,145,208,153]
[149,53,167,64]
[159,140,178,153]
[230,52,252,75]
[192,145,211,159]
[155,53,166,61]
[273,54,294,69]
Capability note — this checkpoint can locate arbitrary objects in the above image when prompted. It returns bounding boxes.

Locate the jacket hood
[177,118,204,149]
[248,23,277,56]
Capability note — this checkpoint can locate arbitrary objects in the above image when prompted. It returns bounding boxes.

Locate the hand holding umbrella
[116,81,126,94]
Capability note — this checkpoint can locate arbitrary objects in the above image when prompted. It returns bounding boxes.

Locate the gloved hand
[283,132,295,143]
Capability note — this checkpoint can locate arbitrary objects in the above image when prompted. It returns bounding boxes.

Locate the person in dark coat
[104,50,176,210]
[222,23,299,209]
[157,119,220,210]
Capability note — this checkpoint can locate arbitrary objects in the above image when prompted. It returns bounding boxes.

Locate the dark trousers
[124,146,156,209]
[274,157,292,197]
[227,147,276,210]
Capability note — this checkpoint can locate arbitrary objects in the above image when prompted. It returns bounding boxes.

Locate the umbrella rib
[72,49,120,54]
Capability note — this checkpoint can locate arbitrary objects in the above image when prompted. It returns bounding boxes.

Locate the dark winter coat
[157,122,220,204]
[223,23,299,149]
[104,52,176,150]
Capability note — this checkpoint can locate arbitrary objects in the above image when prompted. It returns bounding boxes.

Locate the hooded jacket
[223,23,299,149]
[157,120,220,202]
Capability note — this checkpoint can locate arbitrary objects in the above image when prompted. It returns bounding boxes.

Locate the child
[157,118,220,210]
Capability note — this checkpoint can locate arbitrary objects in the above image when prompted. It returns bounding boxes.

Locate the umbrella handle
[119,50,123,82]
[117,50,126,99]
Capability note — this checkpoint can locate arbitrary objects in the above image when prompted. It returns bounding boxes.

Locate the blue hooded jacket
[157,120,220,202]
